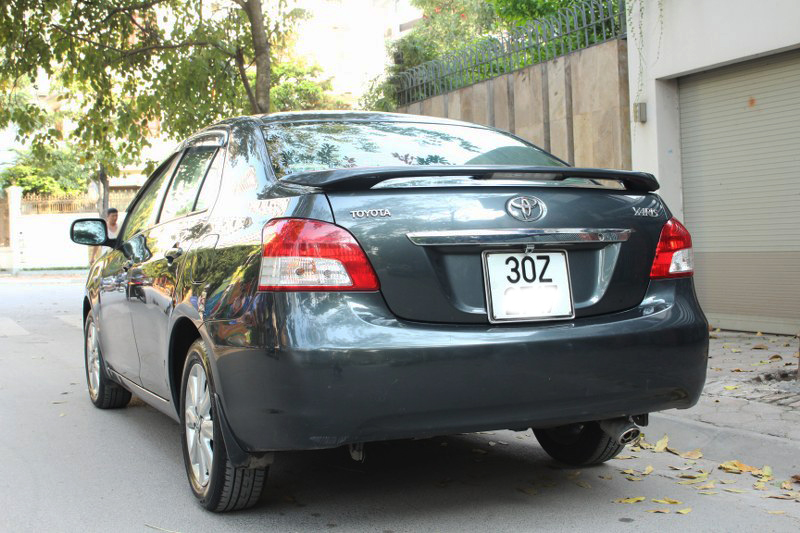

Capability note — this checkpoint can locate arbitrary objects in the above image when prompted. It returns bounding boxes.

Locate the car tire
[84,311,132,409]
[180,338,267,512]
[533,422,624,466]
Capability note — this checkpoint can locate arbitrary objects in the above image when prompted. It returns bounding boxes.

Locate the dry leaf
[626,476,644,482]
[766,494,794,500]
[576,481,592,489]
[643,465,654,476]
[723,385,740,391]
[652,498,682,504]
[677,508,692,515]
[714,327,720,332]
[724,488,747,494]
[781,481,793,490]
[697,482,716,490]
[769,354,783,361]
[753,482,766,490]
[679,471,708,480]
[566,471,582,479]
[646,509,670,514]
[654,435,669,452]
[720,480,737,485]
[621,469,637,475]
[755,331,763,336]
[791,474,800,483]
[488,441,497,447]
[614,496,645,504]
[753,344,768,350]
[698,491,718,495]
[767,511,785,515]
[599,475,613,480]
[719,460,759,474]
[680,449,703,460]
[731,349,741,353]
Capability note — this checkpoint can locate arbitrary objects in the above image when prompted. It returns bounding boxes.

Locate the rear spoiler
[281,166,659,192]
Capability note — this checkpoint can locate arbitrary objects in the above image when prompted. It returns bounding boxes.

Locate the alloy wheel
[184,362,214,488]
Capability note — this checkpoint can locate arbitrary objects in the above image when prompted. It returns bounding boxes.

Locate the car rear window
[263,121,566,179]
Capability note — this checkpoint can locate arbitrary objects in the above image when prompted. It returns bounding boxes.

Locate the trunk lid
[324,183,668,324]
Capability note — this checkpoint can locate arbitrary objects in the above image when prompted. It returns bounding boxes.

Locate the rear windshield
[263,121,566,179]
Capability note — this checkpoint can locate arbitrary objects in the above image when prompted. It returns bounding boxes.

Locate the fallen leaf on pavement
[724,488,747,494]
[654,435,669,452]
[652,498,682,504]
[576,481,591,489]
[723,385,740,391]
[731,368,751,373]
[755,331,763,336]
[768,354,783,361]
[669,465,692,471]
[698,491,718,495]
[752,344,768,350]
[626,476,644,482]
[719,480,737,484]
[781,481,793,490]
[767,511,785,515]
[646,509,670,514]
[621,469,637,475]
[766,494,795,500]
[680,449,703,460]
[731,349,741,353]
[679,471,708,480]
[719,460,759,474]
[614,496,645,504]
[677,508,692,515]
[753,482,766,490]
[566,471,582,479]
[488,441,497,446]
[643,465,654,476]
[599,475,613,480]
[697,482,716,490]
[791,474,800,483]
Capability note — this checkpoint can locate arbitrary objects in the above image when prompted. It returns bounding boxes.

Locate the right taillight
[650,218,694,279]
[258,218,380,291]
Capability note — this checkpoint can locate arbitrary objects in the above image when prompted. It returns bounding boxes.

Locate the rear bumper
[206,279,708,452]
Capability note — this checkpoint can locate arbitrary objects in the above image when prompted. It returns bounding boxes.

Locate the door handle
[165,246,183,264]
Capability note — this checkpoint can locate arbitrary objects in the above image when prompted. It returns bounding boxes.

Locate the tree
[0,145,91,195]
[0,1,320,213]
[489,0,579,25]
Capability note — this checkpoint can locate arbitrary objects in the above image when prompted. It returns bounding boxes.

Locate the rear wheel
[533,422,624,466]
[84,311,131,409]
[180,339,267,512]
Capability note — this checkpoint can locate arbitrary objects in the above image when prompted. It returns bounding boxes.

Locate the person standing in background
[89,207,120,264]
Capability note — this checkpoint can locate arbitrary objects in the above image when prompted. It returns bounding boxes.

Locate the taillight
[650,218,694,279]
[258,218,380,291]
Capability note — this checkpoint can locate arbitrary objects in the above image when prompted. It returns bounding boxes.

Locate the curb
[648,412,800,472]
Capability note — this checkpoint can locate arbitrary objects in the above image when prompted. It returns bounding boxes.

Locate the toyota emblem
[506,196,546,222]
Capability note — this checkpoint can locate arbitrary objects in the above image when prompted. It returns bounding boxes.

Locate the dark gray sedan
[70,111,708,512]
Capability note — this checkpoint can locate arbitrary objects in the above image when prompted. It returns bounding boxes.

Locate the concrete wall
[627,0,800,219]
[0,186,127,271]
[399,39,631,170]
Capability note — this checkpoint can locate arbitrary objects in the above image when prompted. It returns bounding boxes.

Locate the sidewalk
[649,329,800,471]
[0,268,88,281]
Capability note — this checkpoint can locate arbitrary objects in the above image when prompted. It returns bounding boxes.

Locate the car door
[129,143,223,398]
[98,155,179,383]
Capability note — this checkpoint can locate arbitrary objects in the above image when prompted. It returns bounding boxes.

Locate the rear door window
[159,147,217,222]
[193,149,224,212]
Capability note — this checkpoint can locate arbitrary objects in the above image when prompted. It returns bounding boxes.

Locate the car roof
[253,110,491,128]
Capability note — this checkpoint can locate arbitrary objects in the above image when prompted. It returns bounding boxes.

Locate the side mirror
[70,218,110,246]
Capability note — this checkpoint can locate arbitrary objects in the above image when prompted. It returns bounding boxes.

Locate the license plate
[482,251,574,323]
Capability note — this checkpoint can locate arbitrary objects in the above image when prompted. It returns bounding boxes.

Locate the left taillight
[258,218,380,291]
[650,217,694,279]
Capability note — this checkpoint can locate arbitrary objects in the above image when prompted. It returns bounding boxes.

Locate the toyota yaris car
[70,111,708,511]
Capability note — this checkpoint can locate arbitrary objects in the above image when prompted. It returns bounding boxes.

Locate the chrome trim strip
[406,228,632,246]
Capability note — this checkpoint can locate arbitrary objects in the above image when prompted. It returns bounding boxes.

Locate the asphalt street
[1,278,798,532]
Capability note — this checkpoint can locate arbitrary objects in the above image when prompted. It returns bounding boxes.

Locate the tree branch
[235,47,258,114]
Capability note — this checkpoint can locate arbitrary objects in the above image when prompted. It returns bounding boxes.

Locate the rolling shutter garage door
[679,49,800,335]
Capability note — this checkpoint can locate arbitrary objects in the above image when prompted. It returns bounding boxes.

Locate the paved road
[1,279,798,532]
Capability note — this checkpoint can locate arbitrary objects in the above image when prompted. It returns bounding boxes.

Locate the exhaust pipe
[599,417,641,445]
